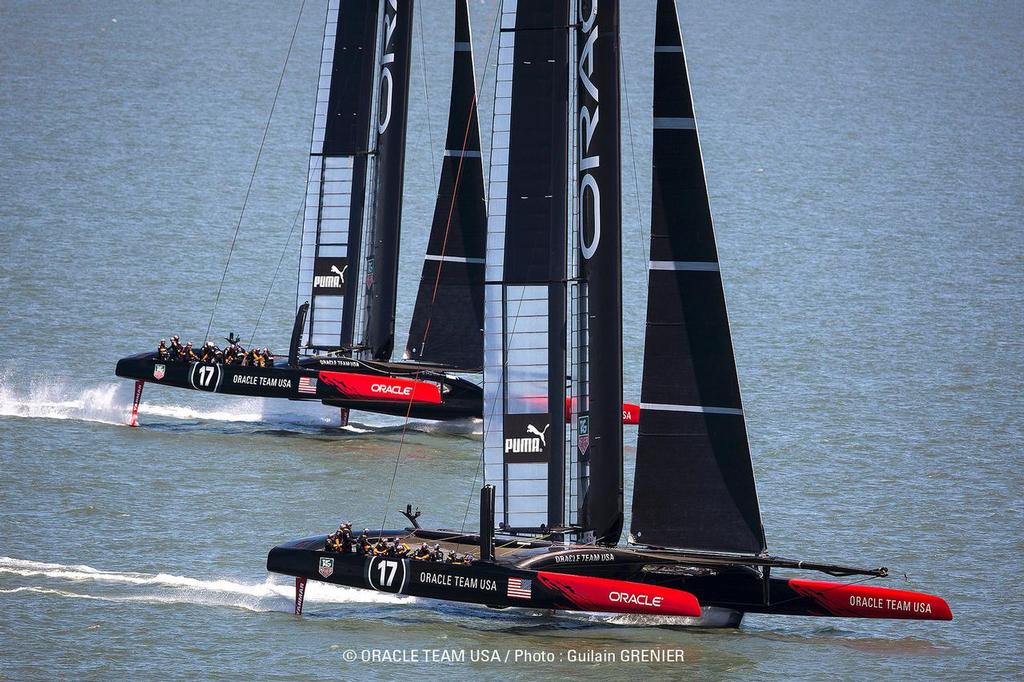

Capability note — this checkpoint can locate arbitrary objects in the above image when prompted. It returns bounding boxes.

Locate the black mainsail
[404,0,486,370]
[629,0,766,555]
[362,0,415,361]
[483,0,570,533]
[574,0,624,546]
[298,0,379,351]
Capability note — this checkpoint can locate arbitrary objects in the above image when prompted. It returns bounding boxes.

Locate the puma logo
[314,264,348,290]
[505,422,551,455]
[526,423,550,447]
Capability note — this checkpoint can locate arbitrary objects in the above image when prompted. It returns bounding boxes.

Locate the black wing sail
[404,0,486,370]
[298,0,378,352]
[629,0,766,555]
[574,0,623,546]
[482,0,570,533]
[362,0,415,361]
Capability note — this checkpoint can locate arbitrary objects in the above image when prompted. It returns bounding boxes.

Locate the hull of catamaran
[267,530,952,624]
[115,352,481,422]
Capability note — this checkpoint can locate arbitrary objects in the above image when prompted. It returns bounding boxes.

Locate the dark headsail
[574,0,623,546]
[298,0,378,351]
[362,0,415,361]
[629,0,767,555]
[404,0,486,370]
[482,0,570,533]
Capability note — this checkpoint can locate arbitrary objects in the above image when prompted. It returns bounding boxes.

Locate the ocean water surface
[1,1,1021,679]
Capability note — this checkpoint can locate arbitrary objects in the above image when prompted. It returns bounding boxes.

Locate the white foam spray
[0,369,341,428]
[0,556,412,612]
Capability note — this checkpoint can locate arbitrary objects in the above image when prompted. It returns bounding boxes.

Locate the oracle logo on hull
[609,591,663,608]
[371,383,413,397]
[318,371,442,405]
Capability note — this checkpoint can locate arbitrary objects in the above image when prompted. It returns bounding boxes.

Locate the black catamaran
[268,0,952,625]
[116,0,487,425]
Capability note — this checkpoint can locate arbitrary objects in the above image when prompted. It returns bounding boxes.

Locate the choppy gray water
[1,1,1021,679]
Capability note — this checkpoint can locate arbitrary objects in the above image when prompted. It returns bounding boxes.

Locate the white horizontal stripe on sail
[649,260,720,271]
[654,45,683,53]
[653,117,696,129]
[424,254,485,264]
[454,41,472,52]
[641,403,744,416]
[443,149,482,157]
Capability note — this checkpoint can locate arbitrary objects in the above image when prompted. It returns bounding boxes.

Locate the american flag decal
[507,577,532,600]
[298,376,318,395]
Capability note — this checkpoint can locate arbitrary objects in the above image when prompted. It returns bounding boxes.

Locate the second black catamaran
[267,0,952,626]
[117,1,489,425]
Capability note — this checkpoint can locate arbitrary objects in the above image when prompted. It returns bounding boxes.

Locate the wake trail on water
[0,557,413,613]
[0,370,339,429]
[1,557,700,627]
[0,369,479,435]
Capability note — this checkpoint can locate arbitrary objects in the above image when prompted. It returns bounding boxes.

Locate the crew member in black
[169,335,183,360]
[182,342,197,362]
[389,538,409,558]
[325,532,342,553]
[373,538,388,556]
[412,543,432,561]
[262,348,274,367]
[431,544,444,562]
[339,524,353,553]
[356,530,371,555]
[157,339,168,360]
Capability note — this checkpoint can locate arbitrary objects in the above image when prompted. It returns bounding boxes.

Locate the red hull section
[319,371,442,405]
[787,579,953,621]
[536,571,701,617]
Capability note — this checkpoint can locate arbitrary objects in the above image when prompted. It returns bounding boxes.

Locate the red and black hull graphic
[781,579,952,620]
[267,536,700,617]
[267,533,951,622]
[115,352,481,421]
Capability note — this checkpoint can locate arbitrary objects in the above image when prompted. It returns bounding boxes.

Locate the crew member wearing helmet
[169,335,183,360]
[356,530,371,555]
[339,523,353,554]
[157,339,168,360]
[412,543,432,561]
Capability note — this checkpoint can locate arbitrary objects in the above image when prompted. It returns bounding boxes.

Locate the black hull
[267,530,952,623]
[115,352,481,422]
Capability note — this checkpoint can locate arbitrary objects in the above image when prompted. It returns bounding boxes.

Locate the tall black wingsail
[362,0,415,361]
[629,0,766,555]
[404,0,486,370]
[482,0,570,533]
[574,0,623,546]
[298,0,378,351]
